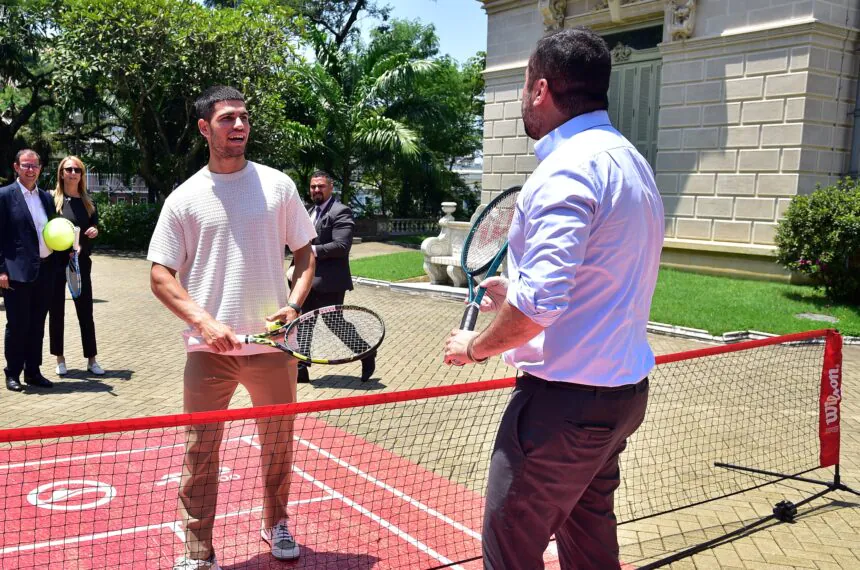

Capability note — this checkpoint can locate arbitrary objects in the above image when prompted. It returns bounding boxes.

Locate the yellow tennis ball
[266,320,284,332]
[43,218,75,251]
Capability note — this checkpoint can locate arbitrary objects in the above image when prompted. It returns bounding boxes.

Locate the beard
[521,99,542,141]
[213,140,246,159]
[312,194,325,205]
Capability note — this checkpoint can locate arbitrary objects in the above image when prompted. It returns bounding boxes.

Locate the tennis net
[0,329,843,568]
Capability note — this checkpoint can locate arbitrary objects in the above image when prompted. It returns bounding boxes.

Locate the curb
[354,278,860,346]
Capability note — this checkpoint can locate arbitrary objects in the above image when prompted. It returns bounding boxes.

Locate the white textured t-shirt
[147,161,316,354]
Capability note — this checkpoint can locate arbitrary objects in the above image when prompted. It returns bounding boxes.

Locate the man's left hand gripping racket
[459,185,520,331]
[246,305,385,364]
[66,226,82,299]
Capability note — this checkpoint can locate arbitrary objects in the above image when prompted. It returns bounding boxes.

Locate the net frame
[0,328,850,569]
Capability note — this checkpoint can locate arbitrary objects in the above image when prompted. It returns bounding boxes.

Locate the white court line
[0,436,251,472]
[241,436,465,570]
[295,435,483,542]
[0,496,335,556]
[2,429,475,567]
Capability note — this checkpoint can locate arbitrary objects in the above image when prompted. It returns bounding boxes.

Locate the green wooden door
[607,58,661,167]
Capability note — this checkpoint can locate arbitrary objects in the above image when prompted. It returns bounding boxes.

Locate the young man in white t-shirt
[148,86,317,570]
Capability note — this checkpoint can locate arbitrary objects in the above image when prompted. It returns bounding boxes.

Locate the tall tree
[54,0,308,199]
[204,0,389,48]
[359,22,485,217]
[290,41,435,206]
[288,18,485,217]
[0,0,58,181]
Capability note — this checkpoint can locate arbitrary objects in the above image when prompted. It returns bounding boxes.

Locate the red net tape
[0,330,840,568]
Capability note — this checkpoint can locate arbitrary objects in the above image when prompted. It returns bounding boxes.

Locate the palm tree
[291,41,435,206]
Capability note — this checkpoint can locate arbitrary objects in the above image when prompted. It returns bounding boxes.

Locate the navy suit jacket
[0,182,55,283]
[309,199,355,293]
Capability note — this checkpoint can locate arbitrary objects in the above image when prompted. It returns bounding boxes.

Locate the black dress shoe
[297,366,310,384]
[24,373,53,388]
[5,377,23,392]
[360,355,376,382]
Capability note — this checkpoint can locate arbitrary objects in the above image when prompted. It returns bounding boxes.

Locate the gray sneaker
[172,554,220,570]
[261,518,300,560]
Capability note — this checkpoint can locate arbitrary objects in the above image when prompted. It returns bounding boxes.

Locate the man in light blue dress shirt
[445,27,664,569]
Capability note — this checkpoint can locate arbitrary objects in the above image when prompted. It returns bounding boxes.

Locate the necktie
[313,206,321,223]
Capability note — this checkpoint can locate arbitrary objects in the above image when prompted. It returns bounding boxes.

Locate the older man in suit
[0,149,57,392]
[295,170,375,383]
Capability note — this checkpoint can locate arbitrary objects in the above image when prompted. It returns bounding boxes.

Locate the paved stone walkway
[0,250,857,569]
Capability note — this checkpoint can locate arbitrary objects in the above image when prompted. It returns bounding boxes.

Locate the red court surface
[0,417,565,569]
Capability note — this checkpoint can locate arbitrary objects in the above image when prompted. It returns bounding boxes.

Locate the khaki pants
[179,351,297,560]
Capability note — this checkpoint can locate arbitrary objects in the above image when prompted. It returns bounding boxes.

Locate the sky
[360,0,488,64]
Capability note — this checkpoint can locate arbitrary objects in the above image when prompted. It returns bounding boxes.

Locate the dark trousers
[297,289,345,370]
[49,254,97,358]
[483,374,649,570]
[3,259,55,378]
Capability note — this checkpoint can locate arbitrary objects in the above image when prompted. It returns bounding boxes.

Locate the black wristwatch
[287,301,302,314]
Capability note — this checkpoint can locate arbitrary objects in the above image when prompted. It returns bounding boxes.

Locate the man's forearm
[471,302,544,361]
[290,244,316,307]
[149,263,211,329]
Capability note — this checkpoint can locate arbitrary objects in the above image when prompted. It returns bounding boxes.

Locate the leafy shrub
[95,200,162,251]
[775,177,860,304]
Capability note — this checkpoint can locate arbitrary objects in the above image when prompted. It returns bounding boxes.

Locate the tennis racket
[459,185,521,331]
[243,305,385,364]
[66,226,82,300]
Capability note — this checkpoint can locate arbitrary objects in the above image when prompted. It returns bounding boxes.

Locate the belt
[519,372,649,394]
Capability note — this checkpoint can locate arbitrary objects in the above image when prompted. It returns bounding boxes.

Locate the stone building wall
[657,0,859,278]
[478,0,859,280]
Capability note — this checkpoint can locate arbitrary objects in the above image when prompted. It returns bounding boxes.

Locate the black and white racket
[459,186,520,331]
[245,305,385,364]
[66,227,82,299]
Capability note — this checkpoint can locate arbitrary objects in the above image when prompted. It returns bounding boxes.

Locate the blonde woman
[48,156,105,376]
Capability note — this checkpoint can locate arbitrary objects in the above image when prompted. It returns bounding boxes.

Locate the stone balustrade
[380,218,439,236]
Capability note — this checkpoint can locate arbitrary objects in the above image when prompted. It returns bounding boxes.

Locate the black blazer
[309,199,355,293]
[0,182,55,283]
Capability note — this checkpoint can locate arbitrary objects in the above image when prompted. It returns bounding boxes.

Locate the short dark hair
[14,149,41,166]
[310,170,333,184]
[194,85,245,121]
[526,26,611,118]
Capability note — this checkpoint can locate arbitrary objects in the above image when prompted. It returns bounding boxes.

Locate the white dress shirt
[18,180,51,258]
[503,110,664,387]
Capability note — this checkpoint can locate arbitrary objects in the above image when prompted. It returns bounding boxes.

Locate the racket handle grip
[460,303,480,331]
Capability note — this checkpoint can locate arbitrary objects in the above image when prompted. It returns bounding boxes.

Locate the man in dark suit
[295,170,375,383]
[0,149,56,391]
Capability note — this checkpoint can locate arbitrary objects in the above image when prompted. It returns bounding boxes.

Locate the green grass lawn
[350,253,860,337]
[351,251,427,282]
[651,268,860,337]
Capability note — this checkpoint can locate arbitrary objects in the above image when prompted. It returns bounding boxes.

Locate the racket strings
[66,258,82,298]
[463,193,518,272]
[287,310,383,361]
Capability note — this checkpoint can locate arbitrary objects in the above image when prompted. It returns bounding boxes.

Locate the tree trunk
[0,126,15,183]
[0,83,52,182]
[379,181,387,217]
[341,162,353,206]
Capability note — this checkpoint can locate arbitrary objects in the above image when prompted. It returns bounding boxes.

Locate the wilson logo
[824,365,841,426]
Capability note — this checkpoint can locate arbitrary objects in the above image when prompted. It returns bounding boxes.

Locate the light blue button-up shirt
[503,110,664,386]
